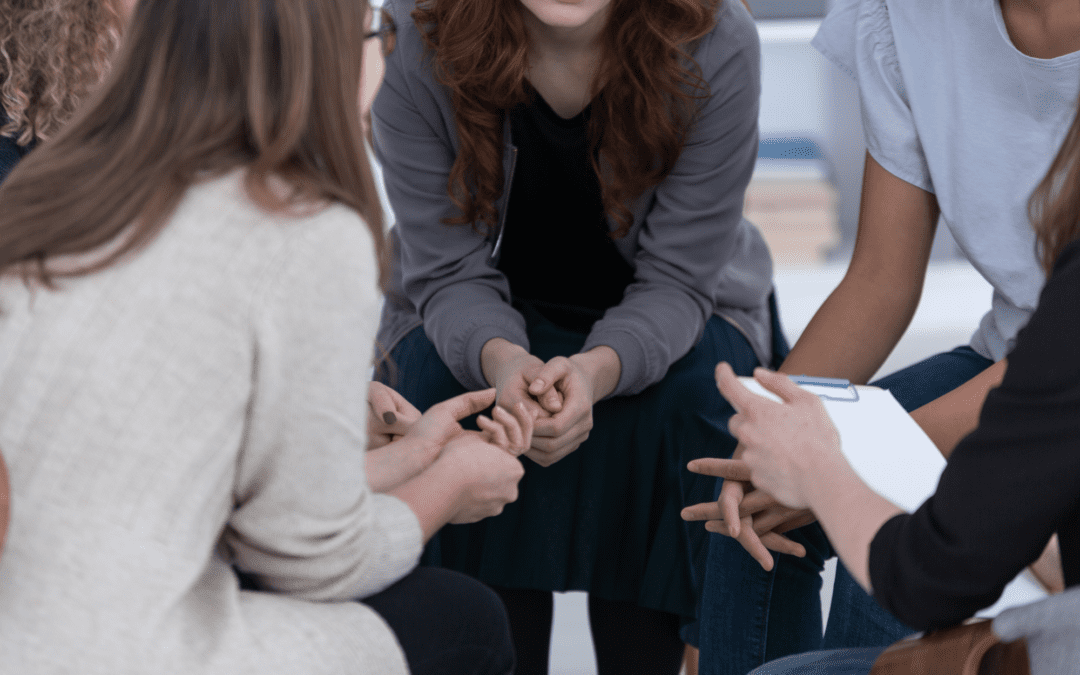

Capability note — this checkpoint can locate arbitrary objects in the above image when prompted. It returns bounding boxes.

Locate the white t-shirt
[813,0,1080,361]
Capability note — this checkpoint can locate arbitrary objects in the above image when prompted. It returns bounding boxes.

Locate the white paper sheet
[738,377,1048,615]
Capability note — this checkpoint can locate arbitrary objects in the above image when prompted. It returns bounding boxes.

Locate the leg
[695,307,833,675]
[363,567,515,675]
[821,346,993,649]
[489,586,554,675]
[589,595,684,675]
[621,315,763,651]
[379,325,470,413]
[698,518,833,675]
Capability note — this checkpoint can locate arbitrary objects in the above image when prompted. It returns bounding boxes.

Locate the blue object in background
[758,137,827,161]
[746,0,828,20]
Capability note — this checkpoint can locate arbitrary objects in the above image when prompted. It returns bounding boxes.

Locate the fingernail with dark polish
[383,411,397,425]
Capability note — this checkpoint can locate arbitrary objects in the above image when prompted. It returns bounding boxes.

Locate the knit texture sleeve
[223,206,423,602]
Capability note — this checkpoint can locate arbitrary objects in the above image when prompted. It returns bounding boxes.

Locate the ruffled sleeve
[812,0,934,193]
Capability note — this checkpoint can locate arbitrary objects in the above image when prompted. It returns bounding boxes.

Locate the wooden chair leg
[683,644,699,675]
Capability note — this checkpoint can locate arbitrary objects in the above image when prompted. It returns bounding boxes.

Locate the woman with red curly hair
[373,1,779,672]
[0,0,133,183]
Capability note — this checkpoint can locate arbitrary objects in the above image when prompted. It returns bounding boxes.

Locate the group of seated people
[0,0,1077,674]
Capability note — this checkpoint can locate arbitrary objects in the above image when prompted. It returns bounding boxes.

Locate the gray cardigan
[373,0,775,397]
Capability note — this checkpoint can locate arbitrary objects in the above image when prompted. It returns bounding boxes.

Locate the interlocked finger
[478,414,510,450]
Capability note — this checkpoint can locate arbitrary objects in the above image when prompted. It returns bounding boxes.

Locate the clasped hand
[681,363,844,571]
[484,340,616,468]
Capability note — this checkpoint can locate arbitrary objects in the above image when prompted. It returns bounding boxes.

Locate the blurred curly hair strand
[0,0,123,146]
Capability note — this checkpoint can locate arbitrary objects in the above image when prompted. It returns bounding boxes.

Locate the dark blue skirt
[380,298,786,644]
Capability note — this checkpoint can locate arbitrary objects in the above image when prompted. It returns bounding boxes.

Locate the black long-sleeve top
[869,239,1080,630]
[0,108,35,186]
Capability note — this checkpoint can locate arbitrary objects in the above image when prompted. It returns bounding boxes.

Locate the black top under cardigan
[497,90,635,333]
[870,239,1080,630]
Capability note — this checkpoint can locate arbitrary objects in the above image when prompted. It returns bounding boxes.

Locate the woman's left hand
[367,381,422,450]
[714,363,844,510]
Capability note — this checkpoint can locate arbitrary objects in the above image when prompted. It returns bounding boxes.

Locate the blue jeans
[699,346,993,675]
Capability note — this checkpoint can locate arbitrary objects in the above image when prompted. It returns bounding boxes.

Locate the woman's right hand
[439,430,526,524]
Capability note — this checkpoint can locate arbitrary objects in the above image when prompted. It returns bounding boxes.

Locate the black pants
[492,586,685,675]
[364,567,516,675]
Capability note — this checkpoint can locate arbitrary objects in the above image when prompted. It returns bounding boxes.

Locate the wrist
[571,346,621,402]
[408,434,442,473]
[481,338,530,387]
[803,456,857,512]
[429,449,469,511]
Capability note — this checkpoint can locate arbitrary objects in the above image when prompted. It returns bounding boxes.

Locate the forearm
[781,153,938,383]
[365,435,438,493]
[780,269,921,383]
[909,359,1006,458]
[807,461,903,592]
[388,459,462,543]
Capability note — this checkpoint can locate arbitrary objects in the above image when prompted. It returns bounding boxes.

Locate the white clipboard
[738,376,1048,616]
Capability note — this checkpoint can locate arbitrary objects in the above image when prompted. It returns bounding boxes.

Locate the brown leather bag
[870,619,1031,675]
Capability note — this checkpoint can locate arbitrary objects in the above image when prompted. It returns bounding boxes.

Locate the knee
[422,570,515,674]
[367,568,514,675]
[651,364,727,420]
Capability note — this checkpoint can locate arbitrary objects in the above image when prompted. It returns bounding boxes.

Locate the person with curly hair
[371,1,781,673]
[0,0,130,183]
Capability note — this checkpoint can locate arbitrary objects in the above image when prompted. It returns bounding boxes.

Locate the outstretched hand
[405,388,500,453]
[367,388,501,493]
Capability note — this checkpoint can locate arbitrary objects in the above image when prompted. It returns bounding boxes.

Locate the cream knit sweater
[0,172,421,674]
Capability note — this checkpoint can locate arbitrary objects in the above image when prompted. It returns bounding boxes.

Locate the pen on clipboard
[788,375,861,403]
